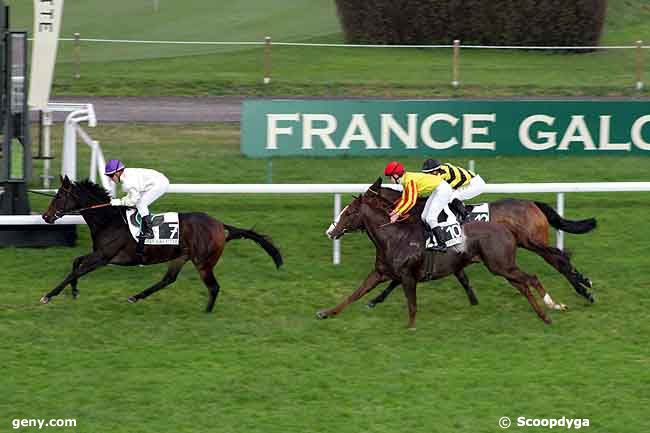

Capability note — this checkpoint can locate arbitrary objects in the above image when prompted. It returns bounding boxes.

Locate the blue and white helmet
[104,159,125,176]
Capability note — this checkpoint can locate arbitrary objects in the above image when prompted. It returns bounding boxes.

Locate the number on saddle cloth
[126,209,180,245]
[436,220,464,248]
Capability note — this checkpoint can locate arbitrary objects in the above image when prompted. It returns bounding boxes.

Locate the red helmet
[384,161,405,177]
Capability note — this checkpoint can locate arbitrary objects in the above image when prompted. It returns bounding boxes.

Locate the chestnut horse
[364,187,596,308]
[318,178,567,328]
[41,176,283,311]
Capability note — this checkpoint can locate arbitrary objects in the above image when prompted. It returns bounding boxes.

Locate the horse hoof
[555,303,568,311]
[127,296,137,303]
[366,302,376,309]
[40,296,50,304]
[543,317,553,325]
[585,279,593,288]
[316,310,329,320]
[588,294,595,304]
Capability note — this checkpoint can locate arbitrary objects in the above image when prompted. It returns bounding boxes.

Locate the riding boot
[139,215,155,239]
[425,227,447,252]
[451,199,470,222]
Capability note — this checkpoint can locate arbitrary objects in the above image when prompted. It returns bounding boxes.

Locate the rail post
[73,32,81,79]
[333,193,341,264]
[264,36,272,84]
[636,40,644,91]
[556,193,565,250]
[452,39,460,88]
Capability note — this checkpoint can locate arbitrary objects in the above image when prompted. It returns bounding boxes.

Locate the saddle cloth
[467,203,490,222]
[125,209,180,245]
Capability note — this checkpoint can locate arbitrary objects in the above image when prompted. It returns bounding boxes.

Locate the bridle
[51,183,111,219]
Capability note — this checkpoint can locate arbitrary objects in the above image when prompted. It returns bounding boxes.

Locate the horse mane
[74,178,111,204]
[371,186,429,225]
[364,188,394,212]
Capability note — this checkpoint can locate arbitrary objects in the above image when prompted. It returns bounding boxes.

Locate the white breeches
[452,175,486,202]
[136,179,169,216]
[421,181,453,229]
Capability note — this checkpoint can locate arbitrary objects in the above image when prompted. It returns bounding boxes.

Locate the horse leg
[367,280,400,309]
[401,276,418,329]
[317,270,387,319]
[527,274,567,311]
[69,256,85,299]
[479,244,551,323]
[524,242,595,303]
[503,269,552,324]
[454,270,479,306]
[128,258,186,304]
[41,252,109,304]
[197,266,220,313]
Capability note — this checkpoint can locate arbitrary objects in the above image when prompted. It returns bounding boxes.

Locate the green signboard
[241,100,650,157]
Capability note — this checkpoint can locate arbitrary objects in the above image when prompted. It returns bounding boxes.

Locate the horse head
[42,176,110,224]
[326,178,392,239]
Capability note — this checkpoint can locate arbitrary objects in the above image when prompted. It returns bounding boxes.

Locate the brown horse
[41,176,283,311]
[318,178,567,328]
[363,187,596,308]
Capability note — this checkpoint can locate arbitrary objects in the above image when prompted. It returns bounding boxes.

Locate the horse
[318,178,567,328]
[40,175,283,312]
[363,187,596,308]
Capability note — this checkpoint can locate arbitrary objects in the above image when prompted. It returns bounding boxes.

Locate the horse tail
[533,201,597,234]
[224,224,283,269]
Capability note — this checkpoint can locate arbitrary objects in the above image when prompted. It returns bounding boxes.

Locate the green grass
[2,123,650,433]
[8,0,650,96]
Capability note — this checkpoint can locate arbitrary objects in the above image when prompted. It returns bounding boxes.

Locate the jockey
[104,159,170,239]
[422,159,486,222]
[384,161,453,252]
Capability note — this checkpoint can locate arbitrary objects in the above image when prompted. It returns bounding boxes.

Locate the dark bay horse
[318,178,567,328]
[41,176,283,311]
[364,187,596,308]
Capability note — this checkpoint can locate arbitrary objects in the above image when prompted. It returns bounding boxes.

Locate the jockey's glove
[110,198,122,206]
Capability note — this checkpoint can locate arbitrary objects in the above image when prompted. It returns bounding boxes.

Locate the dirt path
[42,96,244,123]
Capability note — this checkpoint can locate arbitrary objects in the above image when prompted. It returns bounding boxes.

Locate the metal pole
[333,193,341,265]
[556,193,564,250]
[74,32,81,79]
[636,40,644,91]
[452,39,460,88]
[468,159,475,173]
[153,0,160,12]
[41,109,52,188]
[62,115,78,180]
[267,159,273,183]
[264,36,272,84]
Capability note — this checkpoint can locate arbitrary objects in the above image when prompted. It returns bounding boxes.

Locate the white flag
[28,0,65,110]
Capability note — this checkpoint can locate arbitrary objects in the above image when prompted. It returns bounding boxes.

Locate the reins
[377,215,409,229]
[366,188,407,229]
[27,190,57,198]
[64,202,113,215]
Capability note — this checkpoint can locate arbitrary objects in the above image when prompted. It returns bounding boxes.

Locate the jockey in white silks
[104,159,170,239]
[422,158,486,221]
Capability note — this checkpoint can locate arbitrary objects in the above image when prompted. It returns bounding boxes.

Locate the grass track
[7,0,650,96]
[2,123,649,432]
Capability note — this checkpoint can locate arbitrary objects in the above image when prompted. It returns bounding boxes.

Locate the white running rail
[5,182,650,264]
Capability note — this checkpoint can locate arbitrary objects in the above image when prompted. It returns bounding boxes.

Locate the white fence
[6,182,650,264]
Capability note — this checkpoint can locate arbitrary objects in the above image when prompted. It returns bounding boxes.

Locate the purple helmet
[104,159,125,176]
